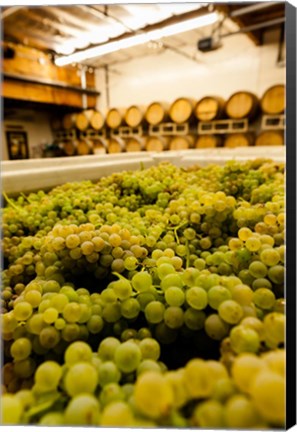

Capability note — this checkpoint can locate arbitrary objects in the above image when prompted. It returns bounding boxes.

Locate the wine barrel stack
[51,84,285,156]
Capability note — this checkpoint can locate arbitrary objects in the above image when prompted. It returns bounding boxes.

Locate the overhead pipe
[230,2,280,17]
[220,17,285,38]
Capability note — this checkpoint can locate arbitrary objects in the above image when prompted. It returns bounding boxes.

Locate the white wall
[2,110,54,161]
[95,28,285,113]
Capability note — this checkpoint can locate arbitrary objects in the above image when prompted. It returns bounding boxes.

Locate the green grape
[183,359,215,398]
[100,401,134,426]
[65,234,80,249]
[39,412,64,426]
[164,370,188,409]
[182,267,200,287]
[64,362,98,397]
[35,361,62,392]
[260,248,280,266]
[120,298,140,319]
[14,302,33,321]
[64,341,93,366]
[205,314,230,340]
[164,286,185,307]
[161,273,184,291]
[98,361,121,386]
[267,265,284,284]
[134,371,173,419]
[2,312,18,333]
[101,288,117,304]
[252,278,272,290]
[208,285,232,310]
[157,263,175,280]
[192,399,224,427]
[164,306,184,329]
[112,279,132,300]
[1,394,24,424]
[262,349,285,376]
[241,316,265,340]
[186,287,208,310]
[249,261,268,278]
[139,338,160,361]
[218,300,244,324]
[62,302,82,323]
[212,377,237,402]
[238,227,252,241]
[121,328,138,342]
[137,359,162,376]
[98,337,121,361]
[39,326,60,348]
[263,312,285,348]
[224,394,262,428]
[24,290,42,308]
[249,371,285,425]
[13,358,36,379]
[230,284,253,306]
[28,313,46,335]
[230,325,260,354]
[10,338,32,361]
[245,236,261,252]
[99,382,125,407]
[64,394,100,425]
[131,271,152,292]
[144,301,165,324]
[87,315,104,334]
[253,288,275,310]
[114,341,142,373]
[231,353,266,393]
[43,307,59,324]
[102,303,121,323]
[184,308,206,330]
[124,256,138,271]
[15,389,35,409]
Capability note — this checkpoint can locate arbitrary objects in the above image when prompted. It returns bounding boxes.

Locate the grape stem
[2,191,19,211]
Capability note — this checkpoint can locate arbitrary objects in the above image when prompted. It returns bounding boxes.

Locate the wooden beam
[2,42,95,89]
[2,80,97,109]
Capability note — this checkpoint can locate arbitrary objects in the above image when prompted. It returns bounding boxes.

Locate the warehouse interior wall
[2,111,54,161]
[95,28,285,113]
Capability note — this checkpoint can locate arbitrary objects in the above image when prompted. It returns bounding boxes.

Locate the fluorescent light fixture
[55,11,218,66]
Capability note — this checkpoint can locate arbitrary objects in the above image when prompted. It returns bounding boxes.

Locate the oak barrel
[145,102,170,125]
[125,137,143,152]
[225,91,259,119]
[77,139,93,155]
[195,135,222,148]
[63,140,77,156]
[62,113,77,130]
[145,136,170,152]
[107,137,124,153]
[106,108,125,129]
[194,96,225,121]
[92,138,107,154]
[169,98,196,124]
[169,135,194,151]
[255,131,284,146]
[260,84,285,115]
[125,106,145,127]
[224,133,254,148]
[75,109,105,131]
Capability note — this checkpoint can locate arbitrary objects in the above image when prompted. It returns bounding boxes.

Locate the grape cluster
[1,160,285,427]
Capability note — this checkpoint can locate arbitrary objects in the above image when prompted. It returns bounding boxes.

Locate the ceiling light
[55,12,219,66]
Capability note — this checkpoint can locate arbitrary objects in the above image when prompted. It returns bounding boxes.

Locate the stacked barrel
[51,84,285,156]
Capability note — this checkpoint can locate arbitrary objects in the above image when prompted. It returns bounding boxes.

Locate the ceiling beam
[21,7,89,38]
[230,2,279,17]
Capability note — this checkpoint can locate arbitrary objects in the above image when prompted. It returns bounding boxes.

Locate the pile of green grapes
[1,159,285,427]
